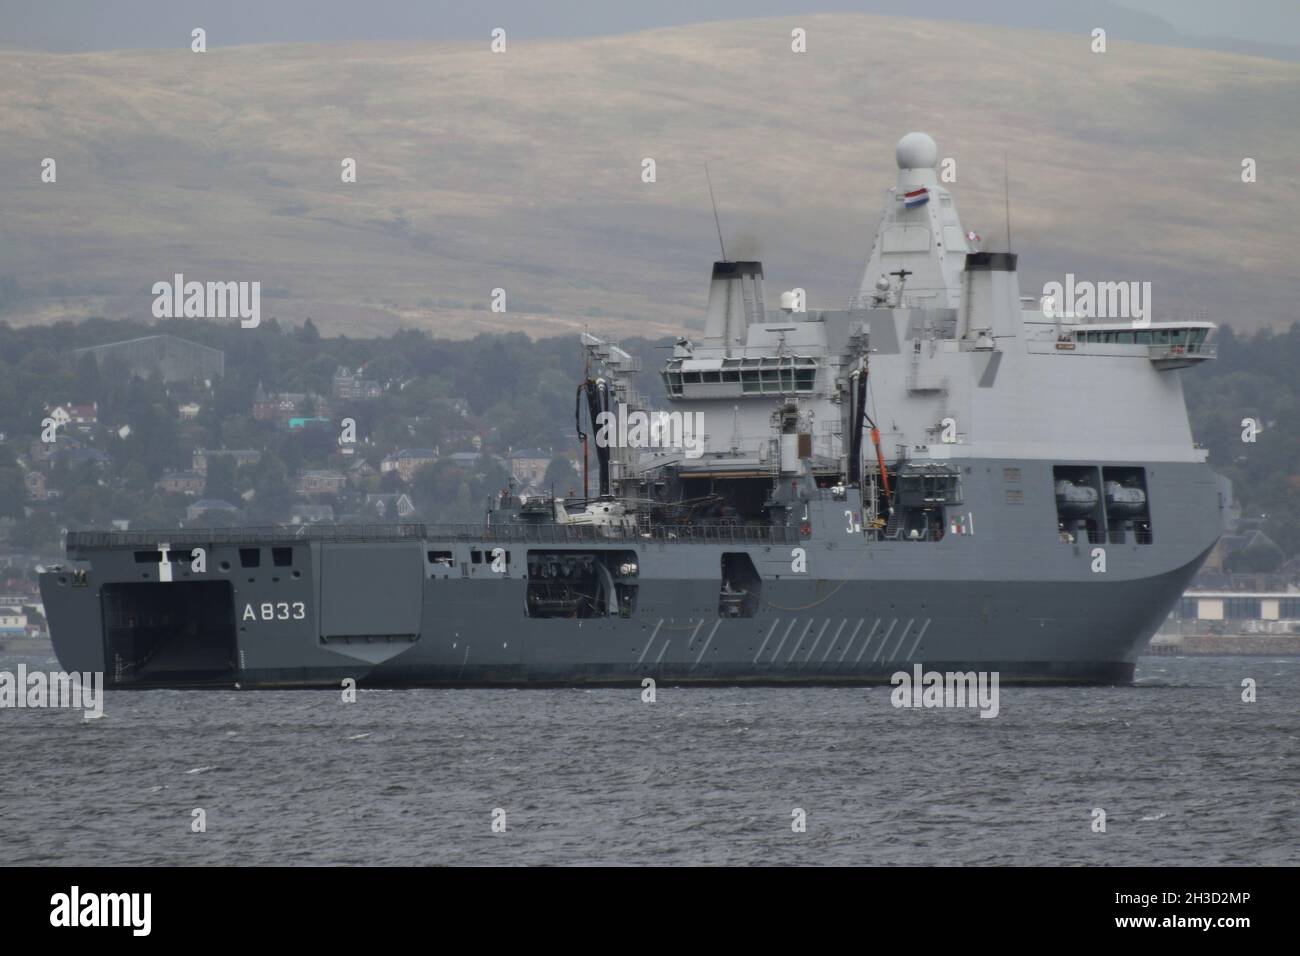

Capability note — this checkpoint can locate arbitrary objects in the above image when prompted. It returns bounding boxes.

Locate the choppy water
[0,652,1295,866]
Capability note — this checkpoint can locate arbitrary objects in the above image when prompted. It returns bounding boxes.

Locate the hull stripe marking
[637,620,664,665]
[753,619,781,664]
[687,619,705,650]
[654,637,671,665]
[693,620,721,668]
[804,619,830,665]
[839,618,867,663]
[769,619,798,663]
[787,619,814,662]
[904,618,932,662]
[869,619,898,663]
[888,619,915,662]
[856,617,883,663]
[822,619,848,663]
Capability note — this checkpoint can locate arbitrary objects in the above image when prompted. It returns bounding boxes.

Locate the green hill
[2,14,1297,337]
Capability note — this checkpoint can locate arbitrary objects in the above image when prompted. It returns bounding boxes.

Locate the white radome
[895,132,938,170]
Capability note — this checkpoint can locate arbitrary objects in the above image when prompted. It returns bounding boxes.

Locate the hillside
[1,14,1297,337]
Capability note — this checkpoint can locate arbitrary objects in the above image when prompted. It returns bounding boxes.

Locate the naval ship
[39,133,1223,688]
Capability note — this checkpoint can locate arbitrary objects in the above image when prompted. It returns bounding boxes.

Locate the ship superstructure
[39,134,1223,687]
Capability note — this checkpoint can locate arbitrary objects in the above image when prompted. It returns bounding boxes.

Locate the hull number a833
[243,601,306,622]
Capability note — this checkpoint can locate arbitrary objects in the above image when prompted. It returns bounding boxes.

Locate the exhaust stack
[960,252,1022,341]
[703,260,766,350]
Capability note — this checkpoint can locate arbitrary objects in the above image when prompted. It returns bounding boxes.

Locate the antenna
[705,163,728,261]
[1003,151,1012,252]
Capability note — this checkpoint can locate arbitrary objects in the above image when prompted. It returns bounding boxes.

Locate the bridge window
[665,357,818,395]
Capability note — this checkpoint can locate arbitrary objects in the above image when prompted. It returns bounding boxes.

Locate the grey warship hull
[38,132,1225,687]
[39,458,1219,688]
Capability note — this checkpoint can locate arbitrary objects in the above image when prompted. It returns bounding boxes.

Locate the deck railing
[66,522,799,550]
[66,524,426,548]
[425,523,800,545]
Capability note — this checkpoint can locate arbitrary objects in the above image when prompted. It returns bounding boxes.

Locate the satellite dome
[895,132,938,170]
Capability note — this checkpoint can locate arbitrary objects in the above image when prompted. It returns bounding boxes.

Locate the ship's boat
[1055,480,1099,517]
[1104,481,1148,517]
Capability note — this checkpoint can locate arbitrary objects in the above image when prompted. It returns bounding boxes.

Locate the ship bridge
[1068,321,1216,369]
[661,353,820,398]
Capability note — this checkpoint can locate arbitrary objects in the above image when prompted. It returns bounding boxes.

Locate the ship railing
[1147,341,1217,360]
[65,522,799,550]
[428,523,800,545]
[66,524,427,549]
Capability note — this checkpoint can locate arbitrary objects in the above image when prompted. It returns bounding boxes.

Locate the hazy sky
[1118,0,1299,44]
[0,0,1296,56]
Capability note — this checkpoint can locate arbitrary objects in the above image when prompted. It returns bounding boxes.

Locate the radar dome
[895,132,938,170]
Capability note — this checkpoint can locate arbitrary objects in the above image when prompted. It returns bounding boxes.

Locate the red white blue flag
[903,187,929,208]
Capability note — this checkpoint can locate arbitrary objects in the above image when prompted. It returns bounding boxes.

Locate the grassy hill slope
[1,14,1297,337]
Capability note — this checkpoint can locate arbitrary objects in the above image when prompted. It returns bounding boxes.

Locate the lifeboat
[1054,480,1098,516]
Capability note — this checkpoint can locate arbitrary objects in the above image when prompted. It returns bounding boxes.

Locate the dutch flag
[903,187,929,208]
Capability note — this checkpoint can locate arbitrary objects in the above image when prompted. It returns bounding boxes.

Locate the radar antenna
[1003,151,1013,252]
[705,163,728,262]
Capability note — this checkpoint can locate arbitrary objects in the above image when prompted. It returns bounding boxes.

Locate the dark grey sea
[1,652,1295,866]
